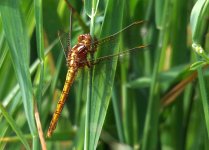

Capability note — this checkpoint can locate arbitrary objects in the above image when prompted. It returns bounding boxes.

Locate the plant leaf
[86,0,125,149]
[0,0,37,142]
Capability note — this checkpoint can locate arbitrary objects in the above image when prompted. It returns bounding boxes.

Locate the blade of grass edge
[0,103,30,149]
[34,0,44,110]
[89,0,125,149]
[0,0,37,148]
[84,0,99,149]
[142,0,169,149]
[190,0,209,139]
[34,0,46,148]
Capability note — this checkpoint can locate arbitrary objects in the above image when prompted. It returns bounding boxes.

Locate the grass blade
[34,0,46,148]
[34,0,45,108]
[85,0,125,149]
[0,103,30,150]
[190,0,209,139]
[0,0,37,147]
[142,0,170,149]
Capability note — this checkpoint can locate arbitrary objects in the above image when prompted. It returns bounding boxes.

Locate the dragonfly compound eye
[78,34,91,45]
[78,35,85,42]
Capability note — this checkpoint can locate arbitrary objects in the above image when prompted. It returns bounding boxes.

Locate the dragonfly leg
[89,47,97,54]
[89,37,98,54]
[86,61,93,68]
[86,59,101,68]
[86,61,92,68]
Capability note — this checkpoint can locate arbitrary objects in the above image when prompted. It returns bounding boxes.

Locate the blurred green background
[0,0,209,149]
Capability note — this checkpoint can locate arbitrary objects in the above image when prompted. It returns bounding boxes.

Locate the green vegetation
[0,0,209,149]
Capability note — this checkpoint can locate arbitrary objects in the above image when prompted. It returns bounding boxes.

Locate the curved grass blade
[190,0,207,42]
[84,0,99,18]
[84,0,100,149]
[85,0,125,149]
[0,0,37,146]
[190,0,209,138]
[34,0,46,147]
[142,0,170,149]
[34,0,45,107]
[0,103,30,150]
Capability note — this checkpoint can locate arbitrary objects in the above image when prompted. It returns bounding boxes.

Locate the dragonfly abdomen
[47,68,78,137]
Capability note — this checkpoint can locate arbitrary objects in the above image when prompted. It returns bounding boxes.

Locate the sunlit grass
[0,0,209,149]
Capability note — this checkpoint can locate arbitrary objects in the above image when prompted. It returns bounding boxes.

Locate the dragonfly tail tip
[46,131,52,138]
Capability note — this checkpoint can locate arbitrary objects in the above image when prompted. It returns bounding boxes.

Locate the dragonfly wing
[58,31,71,60]
[91,21,145,54]
[88,45,149,66]
[78,44,149,69]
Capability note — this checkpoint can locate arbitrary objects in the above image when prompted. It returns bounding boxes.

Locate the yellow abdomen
[47,68,77,137]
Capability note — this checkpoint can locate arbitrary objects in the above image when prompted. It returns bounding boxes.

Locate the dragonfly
[46,20,148,138]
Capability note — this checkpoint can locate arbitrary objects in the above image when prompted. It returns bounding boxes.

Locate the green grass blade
[112,87,125,142]
[1,0,209,149]
[0,103,30,150]
[142,0,170,149]
[84,0,100,149]
[84,1,96,149]
[0,0,37,146]
[34,0,45,109]
[190,0,208,43]
[85,0,125,149]
[84,0,99,18]
[190,0,209,139]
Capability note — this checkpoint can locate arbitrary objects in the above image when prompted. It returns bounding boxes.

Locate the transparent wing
[58,0,73,61]
[91,45,149,65]
[57,21,145,61]
[58,31,71,60]
[91,21,145,54]
[78,44,149,67]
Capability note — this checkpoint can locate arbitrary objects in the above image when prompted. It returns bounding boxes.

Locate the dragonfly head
[78,34,91,46]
